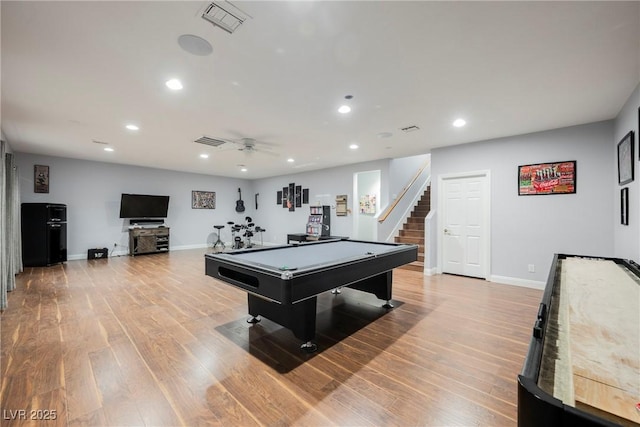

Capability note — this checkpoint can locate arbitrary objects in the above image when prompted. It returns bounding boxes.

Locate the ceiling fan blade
[256,149,279,157]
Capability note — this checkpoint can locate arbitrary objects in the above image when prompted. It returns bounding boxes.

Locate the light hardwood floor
[1,249,542,426]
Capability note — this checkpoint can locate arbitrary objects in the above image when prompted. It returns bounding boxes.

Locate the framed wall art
[518,161,576,196]
[621,187,629,226]
[277,185,309,210]
[34,165,49,193]
[618,131,634,185]
[192,190,216,209]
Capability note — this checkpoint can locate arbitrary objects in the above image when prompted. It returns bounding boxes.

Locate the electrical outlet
[528,264,535,273]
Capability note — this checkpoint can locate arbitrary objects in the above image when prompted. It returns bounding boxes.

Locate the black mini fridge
[21,203,67,267]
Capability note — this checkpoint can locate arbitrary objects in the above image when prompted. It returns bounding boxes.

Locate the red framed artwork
[518,161,576,196]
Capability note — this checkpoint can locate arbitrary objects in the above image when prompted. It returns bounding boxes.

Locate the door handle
[444,228,449,235]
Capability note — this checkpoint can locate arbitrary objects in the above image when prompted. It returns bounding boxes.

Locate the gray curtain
[1,141,22,311]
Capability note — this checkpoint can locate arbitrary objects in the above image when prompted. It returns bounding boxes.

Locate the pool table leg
[349,271,394,309]
[247,294,319,352]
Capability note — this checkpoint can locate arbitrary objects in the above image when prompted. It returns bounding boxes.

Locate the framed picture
[618,131,634,185]
[192,190,216,209]
[34,165,49,193]
[295,185,302,207]
[276,190,282,205]
[288,183,295,211]
[518,161,576,195]
[621,187,629,225]
[282,187,288,209]
[303,188,309,204]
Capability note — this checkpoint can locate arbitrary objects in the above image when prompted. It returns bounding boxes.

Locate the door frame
[436,170,491,279]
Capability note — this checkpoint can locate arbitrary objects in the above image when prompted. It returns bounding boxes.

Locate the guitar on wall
[236,188,245,212]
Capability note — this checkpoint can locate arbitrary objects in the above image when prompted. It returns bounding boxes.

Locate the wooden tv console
[128,227,170,256]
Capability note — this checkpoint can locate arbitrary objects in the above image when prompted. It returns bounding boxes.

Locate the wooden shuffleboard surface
[562,257,640,424]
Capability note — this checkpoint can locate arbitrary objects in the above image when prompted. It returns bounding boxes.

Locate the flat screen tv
[119,194,170,218]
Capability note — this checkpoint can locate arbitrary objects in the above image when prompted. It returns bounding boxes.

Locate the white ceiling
[2,1,639,179]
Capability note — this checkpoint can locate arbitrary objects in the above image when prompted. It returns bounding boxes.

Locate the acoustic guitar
[235,188,245,212]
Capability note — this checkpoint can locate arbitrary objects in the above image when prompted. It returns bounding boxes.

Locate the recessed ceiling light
[104,147,114,152]
[240,167,248,172]
[166,79,183,90]
[199,154,209,159]
[287,158,294,163]
[349,144,359,150]
[338,105,351,114]
[453,118,466,127]
[125,124,139,131]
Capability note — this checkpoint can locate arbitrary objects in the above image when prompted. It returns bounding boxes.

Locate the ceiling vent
[400,125,420,133]
[92,139,108,145]
[194,136,227,147]
[202,1,249,34]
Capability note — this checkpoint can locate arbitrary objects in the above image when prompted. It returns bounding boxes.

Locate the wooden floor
[1,249,542,426]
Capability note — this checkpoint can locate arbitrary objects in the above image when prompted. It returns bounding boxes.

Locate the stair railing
[379,158,431,242]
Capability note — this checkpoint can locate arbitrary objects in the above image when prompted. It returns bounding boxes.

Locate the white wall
[14,154,404,257]
[430,121,615,287]
[250,159,390,245]
[15,153,253,258]
[388,154,430,199]
[354,170,380,240]
[613,83,640,260]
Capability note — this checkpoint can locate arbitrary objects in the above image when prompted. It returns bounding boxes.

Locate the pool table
[204,239,418,352]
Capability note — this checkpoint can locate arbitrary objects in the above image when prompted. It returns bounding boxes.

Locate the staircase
[394,187,430,272]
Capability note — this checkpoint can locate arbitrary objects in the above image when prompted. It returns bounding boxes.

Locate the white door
[440,173,489,279]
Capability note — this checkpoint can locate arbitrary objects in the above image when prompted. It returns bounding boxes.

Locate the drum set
[212,216,265,251]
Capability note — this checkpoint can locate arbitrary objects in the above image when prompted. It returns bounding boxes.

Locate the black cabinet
[21,203,67,267]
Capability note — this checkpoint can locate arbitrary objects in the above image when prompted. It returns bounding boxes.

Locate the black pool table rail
[205,239,418,305]
[208,239,414,274]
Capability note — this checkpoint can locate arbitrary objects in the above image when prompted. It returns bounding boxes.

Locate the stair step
[412,206,430,212]
[395,235,423,244]
[407,216,424,225]
[395,186,430,273]
[403,222,425,231]
[399,229,423,238]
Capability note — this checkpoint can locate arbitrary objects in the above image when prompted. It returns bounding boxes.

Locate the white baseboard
[423,266,437,276]
[70,243,212,260]
[171,243,209,251]
[489,274,545,290]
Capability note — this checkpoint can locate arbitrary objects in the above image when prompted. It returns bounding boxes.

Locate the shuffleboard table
[518,254,640,426]
[205,239,418,352]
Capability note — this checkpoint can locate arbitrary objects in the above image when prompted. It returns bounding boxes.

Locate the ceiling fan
[194,135,278,157]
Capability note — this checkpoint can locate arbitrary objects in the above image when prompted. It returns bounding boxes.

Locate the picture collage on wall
[276,183,309,212]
